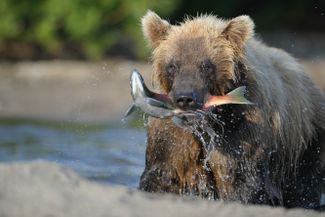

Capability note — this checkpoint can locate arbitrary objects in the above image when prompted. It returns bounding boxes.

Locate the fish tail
[227,86,253,105]
[123,104,138,118]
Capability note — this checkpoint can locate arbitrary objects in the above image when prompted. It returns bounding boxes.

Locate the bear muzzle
[172,88,207,110]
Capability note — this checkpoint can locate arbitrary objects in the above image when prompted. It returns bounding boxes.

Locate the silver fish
[124,69,181,118]
[124,70,253,126]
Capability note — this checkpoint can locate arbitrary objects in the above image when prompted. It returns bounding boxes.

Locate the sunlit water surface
[0,119,146,188]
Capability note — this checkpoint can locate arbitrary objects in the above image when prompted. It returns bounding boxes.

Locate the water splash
[178,110,227,171]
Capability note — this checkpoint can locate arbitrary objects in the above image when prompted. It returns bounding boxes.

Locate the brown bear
[139,11,325,209]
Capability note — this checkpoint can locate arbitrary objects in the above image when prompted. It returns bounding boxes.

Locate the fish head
[129,69,178,119]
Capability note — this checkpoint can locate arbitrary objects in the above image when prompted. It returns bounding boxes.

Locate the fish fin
[123,104,138,118]
[145,98,174,109]
[226,86,254,105]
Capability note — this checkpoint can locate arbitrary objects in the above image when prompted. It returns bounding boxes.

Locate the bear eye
[200,60,214,73]
[166,63,178,75]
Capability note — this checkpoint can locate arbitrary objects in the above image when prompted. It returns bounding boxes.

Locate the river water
[0,118,146,188]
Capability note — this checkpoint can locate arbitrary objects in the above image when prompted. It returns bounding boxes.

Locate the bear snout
[174,90,205,110]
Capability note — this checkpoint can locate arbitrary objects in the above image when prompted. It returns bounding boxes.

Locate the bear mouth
[127,69,251,122]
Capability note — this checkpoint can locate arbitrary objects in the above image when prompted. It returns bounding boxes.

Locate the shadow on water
[0,117,146,188]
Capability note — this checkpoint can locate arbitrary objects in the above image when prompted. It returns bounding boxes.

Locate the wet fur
[139,11,325,209]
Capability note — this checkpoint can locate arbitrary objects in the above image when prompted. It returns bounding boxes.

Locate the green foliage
[0,0,322,60]
[0,0,179,59]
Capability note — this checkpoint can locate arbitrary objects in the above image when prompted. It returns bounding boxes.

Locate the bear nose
[175,93,197,110]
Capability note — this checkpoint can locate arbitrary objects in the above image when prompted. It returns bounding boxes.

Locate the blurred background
[0,0,324,188]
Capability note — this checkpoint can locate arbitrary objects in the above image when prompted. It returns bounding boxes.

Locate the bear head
[142,11,254,111]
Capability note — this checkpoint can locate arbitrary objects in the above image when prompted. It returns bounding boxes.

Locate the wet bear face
[142,11,254,111]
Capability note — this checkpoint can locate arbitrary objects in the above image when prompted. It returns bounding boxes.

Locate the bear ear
[141,10,171,48]
[222,15,255,48]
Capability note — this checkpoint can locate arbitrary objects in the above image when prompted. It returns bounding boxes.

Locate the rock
[0,161,321,217]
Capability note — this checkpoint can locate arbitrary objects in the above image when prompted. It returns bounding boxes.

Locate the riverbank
[0,161,322,217]
[0,59,151,123]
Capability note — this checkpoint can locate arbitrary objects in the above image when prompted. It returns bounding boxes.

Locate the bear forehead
[162,37,208,64]
[172,16,227,35]
[155,17,229,63]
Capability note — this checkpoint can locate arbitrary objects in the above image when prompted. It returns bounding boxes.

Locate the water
[0,118,146,188]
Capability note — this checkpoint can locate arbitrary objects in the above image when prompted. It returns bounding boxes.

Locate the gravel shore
[0,161,322,217]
